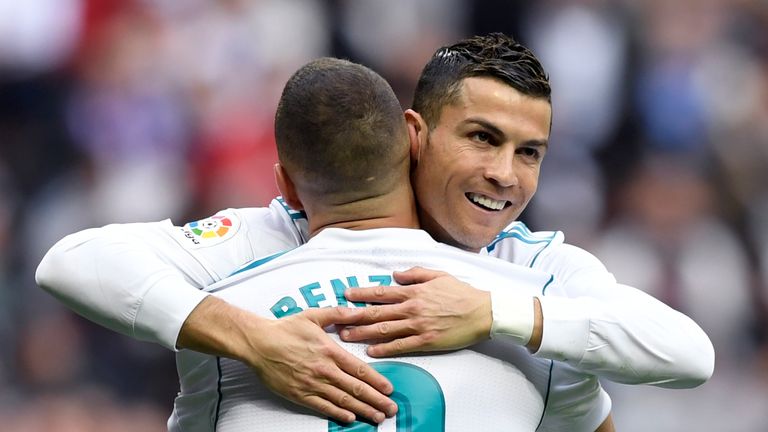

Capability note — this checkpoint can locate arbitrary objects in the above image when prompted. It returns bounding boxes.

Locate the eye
[470,131,493,144]
[517,147,541,160]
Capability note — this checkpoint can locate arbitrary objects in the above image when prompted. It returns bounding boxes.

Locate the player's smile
[465,192,511,211]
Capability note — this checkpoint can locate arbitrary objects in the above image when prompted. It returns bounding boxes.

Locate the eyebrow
[461,117,549,148]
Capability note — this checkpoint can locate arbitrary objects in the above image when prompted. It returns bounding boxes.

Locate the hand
[178,297,397,424]
[247,307,398,424]
[340,266,492,357]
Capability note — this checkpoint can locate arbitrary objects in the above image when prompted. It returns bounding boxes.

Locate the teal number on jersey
[328,361,446,431]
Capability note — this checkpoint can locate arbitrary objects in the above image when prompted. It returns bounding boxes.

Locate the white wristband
[489,290,535,346]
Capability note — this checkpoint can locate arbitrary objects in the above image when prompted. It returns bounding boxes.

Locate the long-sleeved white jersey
[35,197,714,427]
[171,228,609,431]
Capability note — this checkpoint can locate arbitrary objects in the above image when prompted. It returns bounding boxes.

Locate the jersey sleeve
[35,200,306,350]
[531,243,715,389]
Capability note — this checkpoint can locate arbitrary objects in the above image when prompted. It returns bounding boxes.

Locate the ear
[274,163,304,211]
[404,109,428,165]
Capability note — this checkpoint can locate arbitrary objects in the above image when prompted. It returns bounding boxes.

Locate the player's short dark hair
[275,57,408,201]
[412,33,551,129]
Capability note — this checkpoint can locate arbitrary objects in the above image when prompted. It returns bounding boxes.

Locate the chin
[453,231,496,252]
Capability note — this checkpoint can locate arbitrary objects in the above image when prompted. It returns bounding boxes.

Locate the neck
[305,184,419,237]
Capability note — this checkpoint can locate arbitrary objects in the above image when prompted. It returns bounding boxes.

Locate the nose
[484,149,518,188]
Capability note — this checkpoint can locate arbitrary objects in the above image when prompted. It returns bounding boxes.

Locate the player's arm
[340,267,497,354]
[35,220,215,349]
[342,255,714,388]
[528,243,714,388]
[338,267,541,353]
[35,212,398,423]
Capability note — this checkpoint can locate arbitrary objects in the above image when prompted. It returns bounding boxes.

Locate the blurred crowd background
[1,0,767,430]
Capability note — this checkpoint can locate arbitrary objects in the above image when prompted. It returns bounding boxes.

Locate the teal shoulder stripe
[486,229,554,252]
[229,249,292,277]
[529,236,556,268]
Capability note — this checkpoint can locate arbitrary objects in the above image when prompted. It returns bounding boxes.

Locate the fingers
[327,350,399,418]
[339,318,416,343]
[344,286,410,304]
[303,306,367,327]
[302,384,388,425]
[302,394,357,424]
[263,310,397,423]
[393,266,447,285]
[329,344,395,396]
[366,335,432,357]
[310,383,388,425]
[269,331,397,423]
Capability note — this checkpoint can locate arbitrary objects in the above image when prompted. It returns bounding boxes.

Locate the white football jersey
[37,196,712,431]
[170,228,609,432]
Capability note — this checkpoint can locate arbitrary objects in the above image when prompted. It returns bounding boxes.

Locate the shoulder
[174,197,308,250]
[486,222,613,286]
[485,222,564,268]
[160,198,308,280]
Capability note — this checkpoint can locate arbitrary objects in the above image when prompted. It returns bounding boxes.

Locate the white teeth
[468,193,507,211]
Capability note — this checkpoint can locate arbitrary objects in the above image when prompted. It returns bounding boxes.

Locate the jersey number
[328,361,446,431]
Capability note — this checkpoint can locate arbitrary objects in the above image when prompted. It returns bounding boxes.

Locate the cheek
[520,167,540,196]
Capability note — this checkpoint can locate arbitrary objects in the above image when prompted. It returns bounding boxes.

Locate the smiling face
[409,76,552,251]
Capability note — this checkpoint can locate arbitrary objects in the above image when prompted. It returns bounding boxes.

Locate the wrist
[489,290,536,346]
[527,297,543,352]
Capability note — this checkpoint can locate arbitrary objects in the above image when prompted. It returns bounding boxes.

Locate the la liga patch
[181,213,239,247]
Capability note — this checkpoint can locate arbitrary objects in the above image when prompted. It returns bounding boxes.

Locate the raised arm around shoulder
[533,244,715,388]
[35,222,213,350]
[36,206,305,350]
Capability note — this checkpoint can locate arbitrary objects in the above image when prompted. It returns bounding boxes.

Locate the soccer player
[36,34,713,427]
[172,56,609,431]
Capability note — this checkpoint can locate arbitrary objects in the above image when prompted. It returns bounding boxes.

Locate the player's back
[171,228,556,432]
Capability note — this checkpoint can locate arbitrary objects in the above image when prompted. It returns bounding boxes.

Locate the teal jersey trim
[541,275,554,295]
[535,273,556,430]
[276,196,307,220]
[228,250,292,278]
[535,360,555,430]
[486,223,557,253]
[529,242,554,268]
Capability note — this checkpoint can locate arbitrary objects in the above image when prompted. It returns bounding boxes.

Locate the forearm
[177,295,261,361]
[535,286,714,388]
[35,225,210,349]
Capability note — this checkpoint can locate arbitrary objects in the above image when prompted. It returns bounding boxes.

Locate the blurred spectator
[519,0,629,247]
[158,0,331,212]
[0,0,82,75]
[66,7,191,223]
[524,0,629,153]
[594,154,767,431]
[337,0,468,105]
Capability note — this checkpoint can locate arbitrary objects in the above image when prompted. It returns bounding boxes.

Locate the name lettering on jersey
[271,274,392,318]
